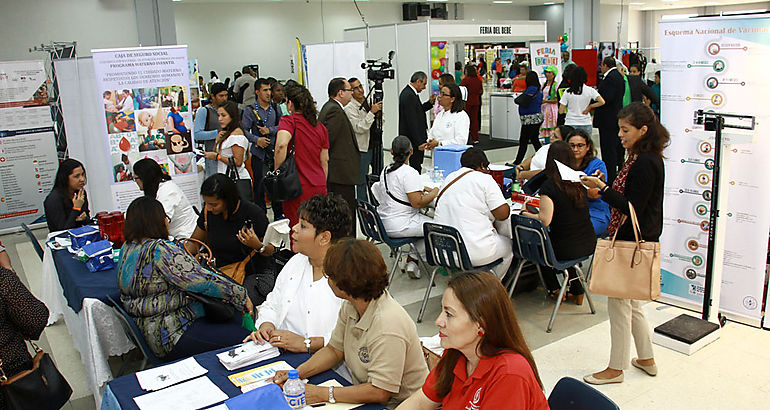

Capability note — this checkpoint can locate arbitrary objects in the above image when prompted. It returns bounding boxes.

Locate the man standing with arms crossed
[319,78,359,234]
[242,78,283,218]
[193,82,228,177]
[344,77,382,201]
[398,72,435,172]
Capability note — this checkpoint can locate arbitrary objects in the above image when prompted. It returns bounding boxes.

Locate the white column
[134,0,177,47]
[564,0,600,49]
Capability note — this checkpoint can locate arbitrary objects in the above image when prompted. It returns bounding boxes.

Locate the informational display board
[529,42,562,84]
[303,41,366,111]
[91,46,200,212]
[0,60,59,230]
[659,16,770,326]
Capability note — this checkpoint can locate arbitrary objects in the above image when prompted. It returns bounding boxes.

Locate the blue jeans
[570,124,594,136]
[356,149,374,201]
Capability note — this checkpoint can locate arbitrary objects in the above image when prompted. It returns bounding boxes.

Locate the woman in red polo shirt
[396,271,549,410]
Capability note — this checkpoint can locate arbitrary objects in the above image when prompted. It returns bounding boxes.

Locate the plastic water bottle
[432,165,441,182]
[283,370,306,409]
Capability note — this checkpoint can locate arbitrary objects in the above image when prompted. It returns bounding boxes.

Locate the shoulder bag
[383,169,412,207]
[0,340,73,410]
[227,156,253,203]
[588,203,661,300]
[202,211,256,285]
[435,169,474,205]
[264,118,302,202]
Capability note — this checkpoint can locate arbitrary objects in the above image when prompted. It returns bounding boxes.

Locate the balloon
[432,69,441,79]
[431,58,441,69]
[438,42,445,49]
[561,43,569,52]
[431,47,439,57]
[431,79,439,90]
[440,58,446,66]
[438,49,446,58]
[440,66,445,72]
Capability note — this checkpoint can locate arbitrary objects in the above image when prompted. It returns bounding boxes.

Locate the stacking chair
[417,222,503,323]
[548,377,620,410]
[106,295,164,371]
[505,214,595,332]
[355,199,430,288]
[365,174,380,206]
[20,223,44,261]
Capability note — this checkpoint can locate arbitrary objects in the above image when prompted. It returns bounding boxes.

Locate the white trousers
[385,213,434,259]
[607,297,655,370]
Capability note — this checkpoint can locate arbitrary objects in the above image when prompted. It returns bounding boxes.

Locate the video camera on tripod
[361,50,395,105]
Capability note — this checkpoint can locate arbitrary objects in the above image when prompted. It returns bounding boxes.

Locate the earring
[478,330,484,337]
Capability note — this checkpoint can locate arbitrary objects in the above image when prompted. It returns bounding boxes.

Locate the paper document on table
[216,341,280,371]
[133,376,228,410]
[228,360,294,387]
[316,380,363,409]
[135,357,207,391]
[554,160,586,183]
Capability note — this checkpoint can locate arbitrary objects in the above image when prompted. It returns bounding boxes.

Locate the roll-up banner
[91,46,200,212]
[0,60,59,231]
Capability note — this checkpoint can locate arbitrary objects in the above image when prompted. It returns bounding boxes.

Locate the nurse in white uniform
[373,136,438,279]
[421,83,470,150]
[133,158,198,239]
[433,147,513,279]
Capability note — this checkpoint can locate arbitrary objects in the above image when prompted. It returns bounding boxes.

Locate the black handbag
[227,157,253,202]
[186,292,237,323]
[0,341,72,410]
[264,118,302,202]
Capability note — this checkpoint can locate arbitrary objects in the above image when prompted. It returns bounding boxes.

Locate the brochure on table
[91,45,200,212]
[0,60,59,230]
[659,15,770,327]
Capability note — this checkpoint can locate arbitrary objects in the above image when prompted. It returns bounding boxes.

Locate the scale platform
[653,314,721,355]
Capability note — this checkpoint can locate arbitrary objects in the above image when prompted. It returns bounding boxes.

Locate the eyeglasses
[570,143,587,149]
[439,92,452,97]
[343,89,353,92]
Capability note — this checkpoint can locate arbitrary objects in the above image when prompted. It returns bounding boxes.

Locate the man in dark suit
[318,77,358,234]
[594,57,626,183]
[628,64,660,107]
[399,71,436,171]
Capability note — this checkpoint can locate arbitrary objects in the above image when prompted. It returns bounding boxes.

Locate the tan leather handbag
[588,203,661,300]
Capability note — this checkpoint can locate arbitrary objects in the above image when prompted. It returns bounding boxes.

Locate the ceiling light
[544,2,556,4]
[629,2,645,5]
[662,13,697,20]
[493,0,513,3]
[723,9,767,15]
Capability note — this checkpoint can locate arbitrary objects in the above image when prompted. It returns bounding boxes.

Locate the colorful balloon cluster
[558,32,569,52]
[430,41,448,92]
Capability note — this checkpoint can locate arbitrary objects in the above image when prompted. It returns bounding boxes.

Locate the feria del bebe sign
[479,25,512,35]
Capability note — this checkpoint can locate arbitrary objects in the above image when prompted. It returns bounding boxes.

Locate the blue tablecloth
[102,349,385,410]
[51,247,120,312]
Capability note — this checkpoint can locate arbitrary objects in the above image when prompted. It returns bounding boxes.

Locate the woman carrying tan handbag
[580,102,669,385]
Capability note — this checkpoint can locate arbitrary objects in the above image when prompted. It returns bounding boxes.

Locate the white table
[40,244,134,408]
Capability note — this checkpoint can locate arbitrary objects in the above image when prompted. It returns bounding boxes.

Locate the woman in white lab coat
[421,83,470,150]
[373,136,438,278]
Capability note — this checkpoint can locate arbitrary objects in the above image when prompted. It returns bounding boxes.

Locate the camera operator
[344,77,383,201]
[242,78,283,219]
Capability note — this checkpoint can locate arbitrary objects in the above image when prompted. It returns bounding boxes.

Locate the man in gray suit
[318,77,358,234]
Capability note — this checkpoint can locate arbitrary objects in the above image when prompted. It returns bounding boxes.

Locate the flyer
[659,16,770,325]
[91,46,200,212]
[0,60,58,230]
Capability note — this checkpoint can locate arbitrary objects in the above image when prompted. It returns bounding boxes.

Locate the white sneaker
[405,261,420,279]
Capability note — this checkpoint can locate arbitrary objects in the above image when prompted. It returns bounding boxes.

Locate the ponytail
[387,136,413,174]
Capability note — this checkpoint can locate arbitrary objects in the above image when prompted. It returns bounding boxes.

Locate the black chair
[548,377,620,410]
[365,174,380,206]
[20,223,44,261]
[417,222,503,323]
[356,200,429,286]
[105,295,165,371]
[506,214,595,332]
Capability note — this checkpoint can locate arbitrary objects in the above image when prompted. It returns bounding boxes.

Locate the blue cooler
[68,226,101,250]
[82,240,116,272]
[433,144,471,176]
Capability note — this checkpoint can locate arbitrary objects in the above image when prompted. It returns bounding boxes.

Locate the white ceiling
[172,0,769,12]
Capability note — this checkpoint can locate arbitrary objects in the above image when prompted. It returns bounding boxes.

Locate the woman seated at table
[373,136,438,279]
[44,158,90,232]
[567,129,611,235]
[434,148,512,279]
[186,174,275,305]
[244,194,349,354]
[421,83,470,150]
[117,196,252,360]
[272,239,428,407]
[514,124,574,182]
[133,158,197,239]
[396,271,548,410]
[521,141,597,303]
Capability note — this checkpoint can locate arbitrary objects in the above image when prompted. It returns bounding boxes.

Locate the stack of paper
[133,376,228,410]
[135,357,208,391]
[554,159,587,183]
[216,342,281,371]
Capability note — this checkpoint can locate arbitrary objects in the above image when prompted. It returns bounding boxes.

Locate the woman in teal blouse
[117,196,253,360]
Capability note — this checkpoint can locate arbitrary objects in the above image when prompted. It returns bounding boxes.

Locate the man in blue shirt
[193,82,228,177]
[242,78,283,218]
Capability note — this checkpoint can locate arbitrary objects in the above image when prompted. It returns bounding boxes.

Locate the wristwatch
[258,244,267,254]
[304,338,311,354]
[328,386,336,403]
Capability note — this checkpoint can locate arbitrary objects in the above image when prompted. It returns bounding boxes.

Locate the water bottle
[432,165,440,183]
[283,370,306,409]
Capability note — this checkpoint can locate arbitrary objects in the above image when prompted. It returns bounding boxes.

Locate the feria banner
[0,60,59,231]
[659,15,770,326]
[528,42,561,84]
[91,45,200,212]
